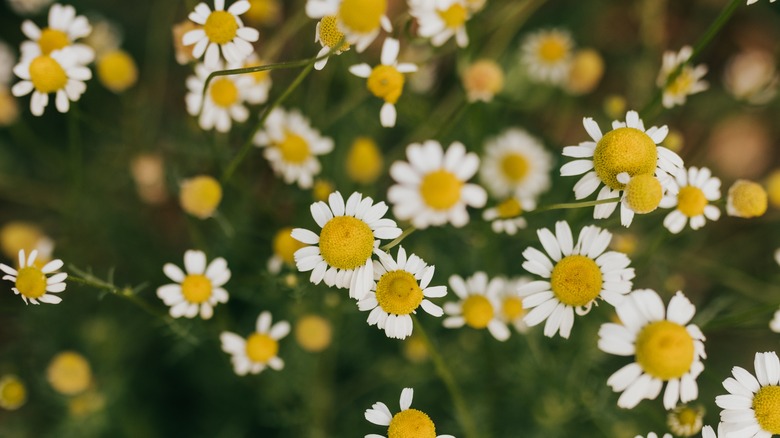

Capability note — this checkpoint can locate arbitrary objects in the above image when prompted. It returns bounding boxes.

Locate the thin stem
[380,227,416,251]
[531,197,621,213]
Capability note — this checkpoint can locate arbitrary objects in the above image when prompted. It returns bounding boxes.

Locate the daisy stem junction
[380,227,416,251]
[531,196,620,213]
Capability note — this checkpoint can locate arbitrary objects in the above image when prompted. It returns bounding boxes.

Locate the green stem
[531,197,621,213]
[379,227,416,251]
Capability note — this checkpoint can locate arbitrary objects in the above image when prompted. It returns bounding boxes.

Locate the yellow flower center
[204,10,239,44]
[318,16,350,51]
[346,137,383,184]
[180,274,213,304]
[367,65,405,104]
[38,28,69,55]
[502,296,524,320]
[338,0,386,33]
[729,180,768,218]
[209,77,239,108]
[294,314,332,353]
[29,55,68,94]
[462,295,494,329]
[419,170,463,210]
[0,376,26,410]
[318,216,375,270]
[538,35,568,63]
[15,266,47,299]
[668,405,703,436]
[593,127,658,190]
[624,174,663,214]
[666,68,695,96]
[375,270,423,315]
[677,186,707,218]
[550,255,603,307]
[179,176,222,219]
[500,153,529,182]
[273,228,305,266]
[753,385,780,434]
[245,333,278,363]
[635,320,695,380]
[47,352,92,396]
[277,132,311,164]
[388,408,437,438]
[97,50,138,93]
[495,198,522,219]
[438,4,468,28]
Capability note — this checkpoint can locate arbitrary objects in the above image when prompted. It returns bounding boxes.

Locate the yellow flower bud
[462,59,504,102]
[97,49,138,93]
[346,137,384,184]
[294,314,332,352]
[179,175,222,219]
[727,179,768,218]
[47,351,92,396]
[566,48,604,95]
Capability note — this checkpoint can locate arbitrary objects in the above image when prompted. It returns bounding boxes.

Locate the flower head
[364,387,455,438]
[97,49,138,93]
[443,272,510,341]
[482,197,534,236]
[220,311,290,375]
[185,60,251,133]
[156,250,231,319]
[667,405,704,437]
[313,15,350,70]
[20,3,94,63]
[346,137,384,184]
[462,59,504,102]
[294,314,332,352]
[46,351,92,396]
[0,249,67,305]
[497,276,536,334]
[479,127,553,200]
[0,375,26,410]
[521,28,574,85]
[726,179,768,218]
[240,52,273,104]
[306,0,392,52]
[659,166,721,234]
[409,0,472,48]
[715,351,780,437]
[179,175,223,219]
[268,227,306,274]
[12,46,91,116]
[182,0,259,69]
[657,46,708,109]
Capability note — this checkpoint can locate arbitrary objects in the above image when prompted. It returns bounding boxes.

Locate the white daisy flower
[240,52,272,104]
[364,387,455,438]
[667,405,705,437]
[156,249,231,320]
[253,107,334,189]
[560,110,684,223]
[409,0,472,48]
[357,246,447,340]
[479,127,553,199]
[348,38,417,128]
[659,166,721,234]
[219,311,290,376]
[615,172,672,227]
[182,0,259,69]
[313,15,350,70]
[305,0,392,53]
[12,46,91,116]
[185,60,250,133]
[19,3,94,64]
[520,221,635,338]
[443,272,510,341]
[497,276,536,334]
[0,249,66,305]
[657,46,709,109]
[291,191,402,300]
[7,0,54,16]
[520,28,574,85]
[599,289,706,410]
[482,197,535,236]
[388,140,487,229]
[715,351,780,437]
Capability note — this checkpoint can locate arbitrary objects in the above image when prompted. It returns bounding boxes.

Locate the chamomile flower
[521,28,574,85]
[219,311,290,375]
[349,38,417,128]
[409,0,472,48]
[267,227,305,274]
[291,191,402,300]
[305,0,392,53]
[616,172,670,227]
[443,272,510,341]
[667,405,705,437]
[520,221,634,338]
[253,107,334,189]
[0,249,66,305]
[156,250,230,319]
[346,137,384,184]
[659,166,721,234]
[462,59,504,102]
[357,246,446,340]
[479,128,553,199]
[241,52,272,104]
[12,46,91,116]
[657,46,709,109]
[599,289,706,410]
[182,0,259,69]
[0,375,26,410]
[364,387,455,438]
[726,179,768,218]
[20,3,94,64]
[482,197,535,235]
[388,140,487,229]
[497,276,536,334]
[715,351,780,437]
[185,60,250,133]
[313,15,350,70]
[560,110,684,222]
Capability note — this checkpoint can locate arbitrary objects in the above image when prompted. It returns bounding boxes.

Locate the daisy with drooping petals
[482,197,534,235]
[479,127,553,199]
[12,46,91,116]
[364,387,455,438]
[349,38,417,128]
[20,3,94,64]
[291,191,402,300]
[357,246,446,340]
[388,140,487,229]
[560,110,684,223]
[313,15,350,70]
[520,28,574,85]
[182,0,259,69]
[659,166,721,234]
[599,289,706,410]
[253,107,334,189]
[715,351,780,437]
[657,46,708,109]
[156,250,231,319]
[305,0,392,53]
[219,311,289,376]
[409,0,472,48]
[443,272,510,341]
[0,249,66,305]
[520,221,634,338]
[185,60,251,133]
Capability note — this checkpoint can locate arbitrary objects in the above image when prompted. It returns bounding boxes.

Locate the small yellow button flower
[346,137,383,184]
[179,175,222,219]
[727,179,768,218]
[565,48,604,95]
[0,375,27,410]
[47,351,92,396]
[462,59,504,103]
[97,49,138,93]
[294,314,332,352]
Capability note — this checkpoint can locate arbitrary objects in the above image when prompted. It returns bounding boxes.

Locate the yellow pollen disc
[752,385,780,434]
[346,137,383,184]
[419,170,463,210]
[318,216,375,270]
[97,50,138,93]
[180,274,213,304]
[593,127,658,190]
[15,266,47,299]
[500,153,529,182]
[209,78,239,108]
[729,180,768,218]
[375,270,423,315]
[338,0,386,33]
[245,333,278,363]
[550,255,603,307]
[29,55,68,94]
[666,68,695,96]
[294,314,332,353]
[538,36,568,63]
[0,376,26,410]
[677,186,707,218]
[204,10,239,44]
[367,65,405,104]
[438,4,468,28]
[624,174,663,214]
[38,28,69,55]
[502,296,524,320]
[495,198,522,218]
[273,227,305,265]
[318,16,350,51]
[47,352,92,396]
[635,320,695,380]
[462,295,494,329]
[277,132,311,164]
[180,176,222,219]
[388,408,437,438]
